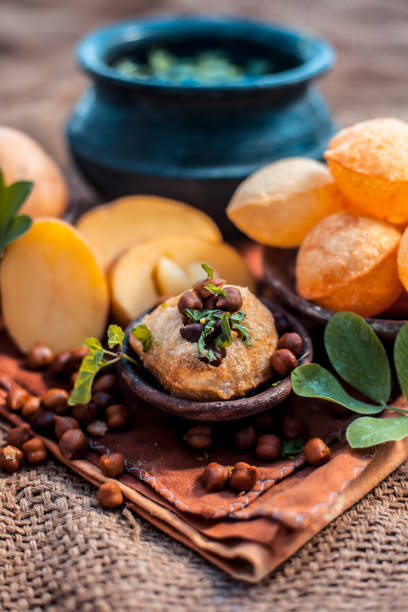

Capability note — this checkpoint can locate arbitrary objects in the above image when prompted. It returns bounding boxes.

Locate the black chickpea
[233,426,256,451]
[41,388,69,415]
[6,424,32,448]
[183,425,212,450]
[277,332,303,357]
[215,286,243,312]
[281,415,303,440]
[59,429,88,460]
[255,434,282,461]
[6,387,29,412]
[177,290,203,314]
[201,462,229,492]
[271,349,298,376]
[229,462,258,491]
[26,342,54,370]
[304,438,331,466]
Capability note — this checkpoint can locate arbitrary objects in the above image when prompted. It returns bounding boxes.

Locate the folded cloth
[1,327,407,582]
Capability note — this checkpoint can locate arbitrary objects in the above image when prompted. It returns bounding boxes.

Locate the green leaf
[132,324,152,352]
[282,437,305,458]
[215,312,233,348]
[107,324,125,349]
[229,311,246,324]
[233,322,252,347]
[291,364,384,414]
[324,312,390,405]
[203,283,227,298]
[0,214,32,251]
[183,308,220,323]
[0,171,33,252]
[2,180,33,223]
[85,337,103,351]
[394,323,408,400]
[68,348,105,405]
[197,333,215,362]
[201,263,213,279]
[346,416,408,448]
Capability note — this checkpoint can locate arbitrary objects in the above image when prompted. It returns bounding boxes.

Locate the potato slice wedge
[1,218,109,353]
[76,195,222,271]
[109,234,254,325]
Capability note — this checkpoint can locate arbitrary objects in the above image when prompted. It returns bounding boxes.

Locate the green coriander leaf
[68,348,105,405]
[0,214,32,251]
[132,324,152,352]
[234,323,252,347]
[282,437,305,458]
[215,312,233,348]
[204,283,227,298]
[394,323,408,400]
[201,263,214,279]
[85,337,103,351]
[197,333,215,362]
[291,364,384,414]
[107,324,125,349]
[324,312,390,404]
[346,416,408,448]
[184,308,220,322]
[229,311,246,324]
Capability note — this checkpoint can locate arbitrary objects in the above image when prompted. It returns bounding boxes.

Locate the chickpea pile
[2,342,128,509]
[183,411,332,493]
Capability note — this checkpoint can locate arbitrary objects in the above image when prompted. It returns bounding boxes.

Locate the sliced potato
[109,234,254,325]
[1,218,109,353]
[76,195,222,271]
[0,126,68,217]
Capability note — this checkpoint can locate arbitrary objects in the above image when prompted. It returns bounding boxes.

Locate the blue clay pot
[66,14,335,236]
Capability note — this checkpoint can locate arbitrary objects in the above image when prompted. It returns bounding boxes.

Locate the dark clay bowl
[263,246,407,342]
[118,299,313,422]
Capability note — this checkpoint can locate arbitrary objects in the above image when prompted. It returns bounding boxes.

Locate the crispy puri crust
[130,287,277,401]
[296,212,401,299]
[324,118,408,181]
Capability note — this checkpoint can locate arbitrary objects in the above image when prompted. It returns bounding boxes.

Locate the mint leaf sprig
[184,306,252,362]
[0,169,33,254]
[69,323,143,406]
[291,312,408,449]
[200,263,228,298]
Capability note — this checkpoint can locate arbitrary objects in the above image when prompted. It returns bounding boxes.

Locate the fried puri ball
[296,212,402,317]
[324,118,408,224]
[226,157,345,247]
[130,287,277,401]
[397,228,408,293]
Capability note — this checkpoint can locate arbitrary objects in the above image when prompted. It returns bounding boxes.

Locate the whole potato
[0,126,68,217]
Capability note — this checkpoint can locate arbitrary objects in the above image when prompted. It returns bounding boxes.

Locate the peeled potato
[0,126,68,217]
[227,157,345,247]
[296,212,402,317]
[325,118,408,224]
[1,219,109,353]
[109,234,255,324]
[76,195,222,271]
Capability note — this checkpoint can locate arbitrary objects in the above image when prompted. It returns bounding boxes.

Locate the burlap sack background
[1,0,408,609]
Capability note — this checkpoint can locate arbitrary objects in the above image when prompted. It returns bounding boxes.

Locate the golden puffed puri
[130,286,277,401]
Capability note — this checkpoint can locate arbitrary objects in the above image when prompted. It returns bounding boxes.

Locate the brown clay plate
[118,299,313,422]
[263,246,407,341]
